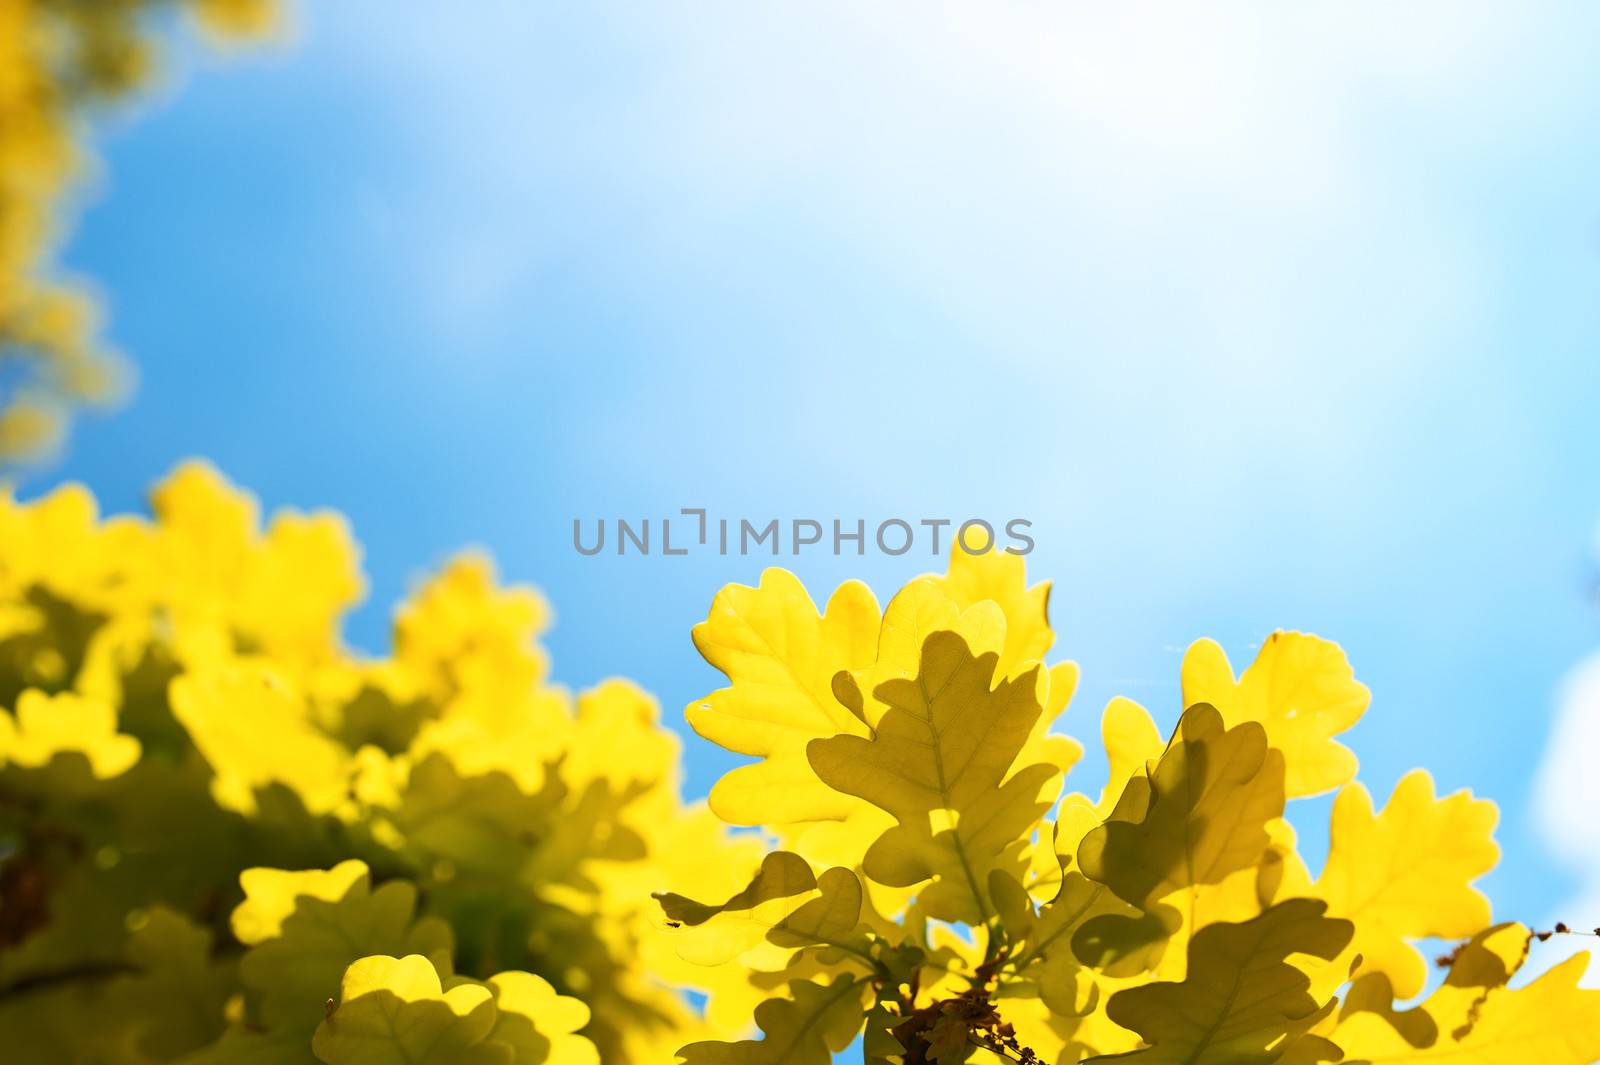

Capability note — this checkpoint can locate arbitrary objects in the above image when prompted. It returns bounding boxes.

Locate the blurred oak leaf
[0,687,138,778]
[480,971,601,1065]
[0,0,279,461]
[169,659,350,816]
[312,954,502,1065]
[234,860,454,1037]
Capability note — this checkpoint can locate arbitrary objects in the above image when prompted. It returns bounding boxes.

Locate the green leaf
[1091,899,1353,1064]
[113,908,235,1060]
[389,753,563,880]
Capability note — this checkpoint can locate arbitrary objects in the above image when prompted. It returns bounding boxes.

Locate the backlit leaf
[1312,769,1499,999]
[687,569,880,827]
[1093,899,1353,1064]
[169,658,350,815]
[1075,703,1285,967]
[0,687,140,779]
[674,975,868,1065]
[1334,924,1600,1064]
[234,861,454,1036]
[809,631,1052,922]
[1180,633,1369,799]
[311,954,502,1065]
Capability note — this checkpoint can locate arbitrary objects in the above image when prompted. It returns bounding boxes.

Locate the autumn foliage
[657,556,1600,1063]
[0,0,275,459]
[1,467,1598,1064]
[7,2,1596,1062]
[0,465,756,1063]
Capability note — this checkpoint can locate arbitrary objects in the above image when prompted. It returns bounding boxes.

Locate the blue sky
[23,0,1600,966]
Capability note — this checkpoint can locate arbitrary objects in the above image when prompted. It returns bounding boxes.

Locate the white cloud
[1534,649,1600,984]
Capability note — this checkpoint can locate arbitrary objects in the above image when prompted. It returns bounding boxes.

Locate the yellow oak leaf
[1143,817,1315,984]
[563,678,682,793]
[1015,870,1141,1025]
[1181,632,1369,798]
[232,859,370,944]
[827,572,1080,891]
[655,851,875,979]
[482,971,600,1065]
[637,806,773,1033]
[234,861,454,1036]
[1011,665,1085,892]
[409,684,573,794]
[1334,924,1600,1064]
[1313,769,1499,1000]
[1055,696,1167,866]
[675,975,868,1065]
[996,991,1139,1065]
[312,954,502,1065]
[1099,899,1353,1065]
[834,575,1007,729]
[150,462,362,670]
[170,658,350,815]
[1021,660,1085,778]
[653,851,821,966]
[0,688,139,778]
[809,631,1053,923]
[839,547,1064,734]
[764,867,872,954]
[394,553,550,703]
[0,482,147,615]
[1097,697,1166,799]
[772,806,897,885]
[1075,704,1285,971]
[687,568,880,827]
[932,543,1054,679]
